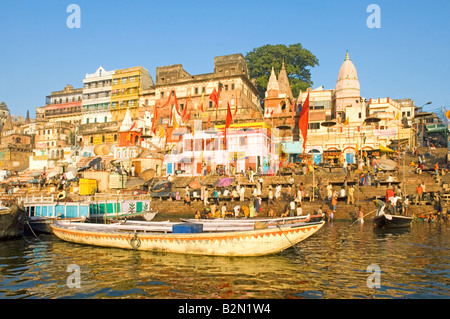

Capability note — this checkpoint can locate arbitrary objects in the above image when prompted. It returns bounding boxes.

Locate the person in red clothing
[415,184,424,205]
[435,162,439,176]
[385,188,395,203]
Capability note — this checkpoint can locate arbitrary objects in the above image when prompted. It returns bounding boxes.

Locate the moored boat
[88,199,158,221]
[23,200,91,234]
[21,196,158,233]
[50,220,325,257]
[0,205,27,240]
[373,213,413,229]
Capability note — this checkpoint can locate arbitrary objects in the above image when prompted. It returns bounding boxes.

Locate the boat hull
[0,205,27,240]
[51,221,325,257]
[373,214,413,229]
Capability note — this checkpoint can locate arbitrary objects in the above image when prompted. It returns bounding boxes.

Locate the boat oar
[349,209,377,227]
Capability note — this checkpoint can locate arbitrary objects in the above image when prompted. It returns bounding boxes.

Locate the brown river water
[0,220,448,299]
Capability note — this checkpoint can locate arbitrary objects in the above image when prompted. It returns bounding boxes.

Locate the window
[194,87,198,95]
[104,116,107,123]
[308,123,320,130]
[121,77,127,84]
[161,92,164,98]
[113,79,118,85]
[209,101,213,108]
[224,85,228,91]
[231,83,235,90]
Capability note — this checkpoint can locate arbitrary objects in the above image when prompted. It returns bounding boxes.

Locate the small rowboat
[373,214,413,229]
[50,220,325,257]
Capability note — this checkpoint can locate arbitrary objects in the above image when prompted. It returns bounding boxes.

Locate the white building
[82,66,115,124]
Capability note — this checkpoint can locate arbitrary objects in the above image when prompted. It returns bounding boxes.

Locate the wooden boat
[373,213,413,229]
[0,205,27,240]
[50,220,325,257]
[21,196,158,233]
[88,199,158,221]
[182,214,312,224]
[23,201,91,234]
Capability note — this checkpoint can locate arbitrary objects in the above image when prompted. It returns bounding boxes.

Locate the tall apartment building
[110,66,153,122]
[141,54,262,141]
[44,84,83,124]
[82,66,115,124]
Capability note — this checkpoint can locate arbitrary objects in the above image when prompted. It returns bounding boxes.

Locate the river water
[0,221,448,299]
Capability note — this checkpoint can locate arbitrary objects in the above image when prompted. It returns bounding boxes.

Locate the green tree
[245,43,319,104]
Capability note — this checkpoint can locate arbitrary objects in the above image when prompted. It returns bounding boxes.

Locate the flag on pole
[445,109,450,119]
[200,91,204,112]
[161,91,172,108]
[209,88,219,109]
[224,102,233,149]
[183,93,190,119]
[151,104,158,135]
[298,92,310,153]
[172,106,180,129]
[174,91,181,116]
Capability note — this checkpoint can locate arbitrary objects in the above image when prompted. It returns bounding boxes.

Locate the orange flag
[209,88,219,109]
[161,91,172,108]
[151,104,158,134]
[298,92,310,153]
[200,91,204,112]
[224,102,233,149]
[174,91,181,116]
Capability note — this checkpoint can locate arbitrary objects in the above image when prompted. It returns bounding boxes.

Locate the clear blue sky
[1,0,449,118]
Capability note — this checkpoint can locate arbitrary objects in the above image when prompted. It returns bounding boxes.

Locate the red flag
[130,122,136,131]
[298,92,310,153]
[160,91,172,108]
[151,104,158,135]
[224,102,233,149]
[183,93,190,119]
[209,88,219,109]
[200,91,204,112]
[233,101,238,117]
[174,91,181,116]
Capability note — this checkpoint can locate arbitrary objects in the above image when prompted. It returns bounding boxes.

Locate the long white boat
[50,220,325,257]
[181,213,324,225]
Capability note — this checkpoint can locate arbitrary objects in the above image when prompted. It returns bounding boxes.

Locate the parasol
[214,177,234,187]
[188,180,202,189]
[364,116,381,124]
[88,157,102,168]
[125,177,146,188]
[320,120,337,127]
[140,168,156,181]
[374,158,398,171]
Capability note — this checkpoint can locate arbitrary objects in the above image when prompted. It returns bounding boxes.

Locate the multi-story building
[0,114,33,171]
[164,122,277,176]
[261,51,418,165]
[110,66,153,122]
[44,84,83,124]
[82,66,115,124]
[29,121,75,170]
[141,54,263,162]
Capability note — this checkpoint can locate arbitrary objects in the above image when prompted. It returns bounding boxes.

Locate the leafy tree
[245,44,319,104]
